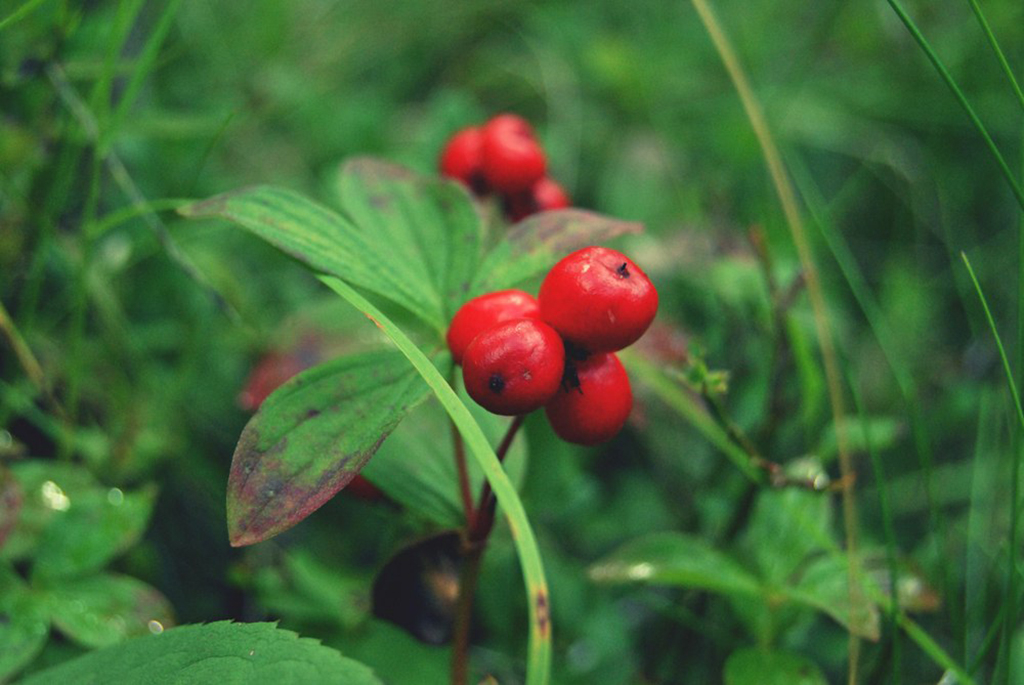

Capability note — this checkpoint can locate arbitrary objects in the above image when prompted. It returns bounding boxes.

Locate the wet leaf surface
[45,573,175,649]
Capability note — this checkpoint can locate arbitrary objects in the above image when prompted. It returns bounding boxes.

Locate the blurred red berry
[439,126,487,194]
[481,114,547,195]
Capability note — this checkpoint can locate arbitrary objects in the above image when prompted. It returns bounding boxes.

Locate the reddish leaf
[228,350,431,546]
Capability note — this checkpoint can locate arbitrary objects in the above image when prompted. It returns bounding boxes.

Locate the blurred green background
[1,0,1023,683]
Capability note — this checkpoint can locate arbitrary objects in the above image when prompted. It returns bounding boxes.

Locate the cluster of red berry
[439,114,570,222]
[447,246,658,445]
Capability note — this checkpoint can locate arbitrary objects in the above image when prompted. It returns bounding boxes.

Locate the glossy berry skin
[439,127,487,194]
[462,319,565,416]
[545,353,632,445]
[539,246,658,353]
[446,289,540,365]
[505,177,571,222]
[481,114,547,195]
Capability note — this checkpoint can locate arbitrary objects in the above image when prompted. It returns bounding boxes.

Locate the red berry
[440,127,487,194]
[505,176,571,222]
[481,114,547,195]
[538,246,658,353]
[446,289,540,365]
[462,319,565,416]
[545,353,632,445]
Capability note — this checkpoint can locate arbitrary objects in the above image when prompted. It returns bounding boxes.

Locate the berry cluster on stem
[439,113,570,222]
[448,245,658,445]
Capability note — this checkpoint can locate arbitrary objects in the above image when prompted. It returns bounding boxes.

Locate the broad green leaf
[724,648,828,685]
[228,349,432,546]
[362,388,527,528]
[1,461,100,561]
[816,415,904,462]
[469,209,642,296]
[21,621,382,685]
[589,532,762,598]
[45,573,175,649]
[336,157,483,322]
[32,485,158,582]
[784,554,881,641]
[742,486,833,583]
[0,565,49,680]
[0,466,22,550]
[179,185,444,330]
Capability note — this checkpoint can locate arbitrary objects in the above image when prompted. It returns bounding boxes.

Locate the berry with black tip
[539,246,658,354]
[462,318,565,416]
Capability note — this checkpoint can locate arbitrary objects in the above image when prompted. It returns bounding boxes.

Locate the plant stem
[688,1,861,680]
[451,414,526,685]
[452,421,475,527]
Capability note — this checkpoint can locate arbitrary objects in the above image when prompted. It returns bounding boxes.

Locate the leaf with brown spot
[469,209,643,296]
[228,349,433,546]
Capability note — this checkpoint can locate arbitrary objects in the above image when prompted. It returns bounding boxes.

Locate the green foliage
[724,648,828,685]
[20,621,382,685]
[2,0,1022,682]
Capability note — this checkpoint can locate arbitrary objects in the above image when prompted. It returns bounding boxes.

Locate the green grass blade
[965,0,1024,114]
[886,0,1024,213]
[319,275,551,685]
[688,1,862,679]
[109,0,185,141]
[0,0,48,32]
[961,251,1024,682]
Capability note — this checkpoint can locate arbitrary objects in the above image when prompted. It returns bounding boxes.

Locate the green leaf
[724,648,828,685]
[784,554,881,641]
[589,532,762,598]
[45,573,175,649]
[253,550,368,629]
[179,185,445,330]
[1,461,101,562]
[816,415,904,462]
[20,621,382,685]
[469,209,643,295]
[319,276,551,685]
[228,349,432,546]
[362,388,527,528]
[32,485,158,582]
[0,565,50,680]
[742,487,833,583]
[336,157,483,322]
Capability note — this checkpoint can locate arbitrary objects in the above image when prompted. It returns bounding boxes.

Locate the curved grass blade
[886,0,1024,213]
[319,275,551,685]
[961,251,1024,681]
